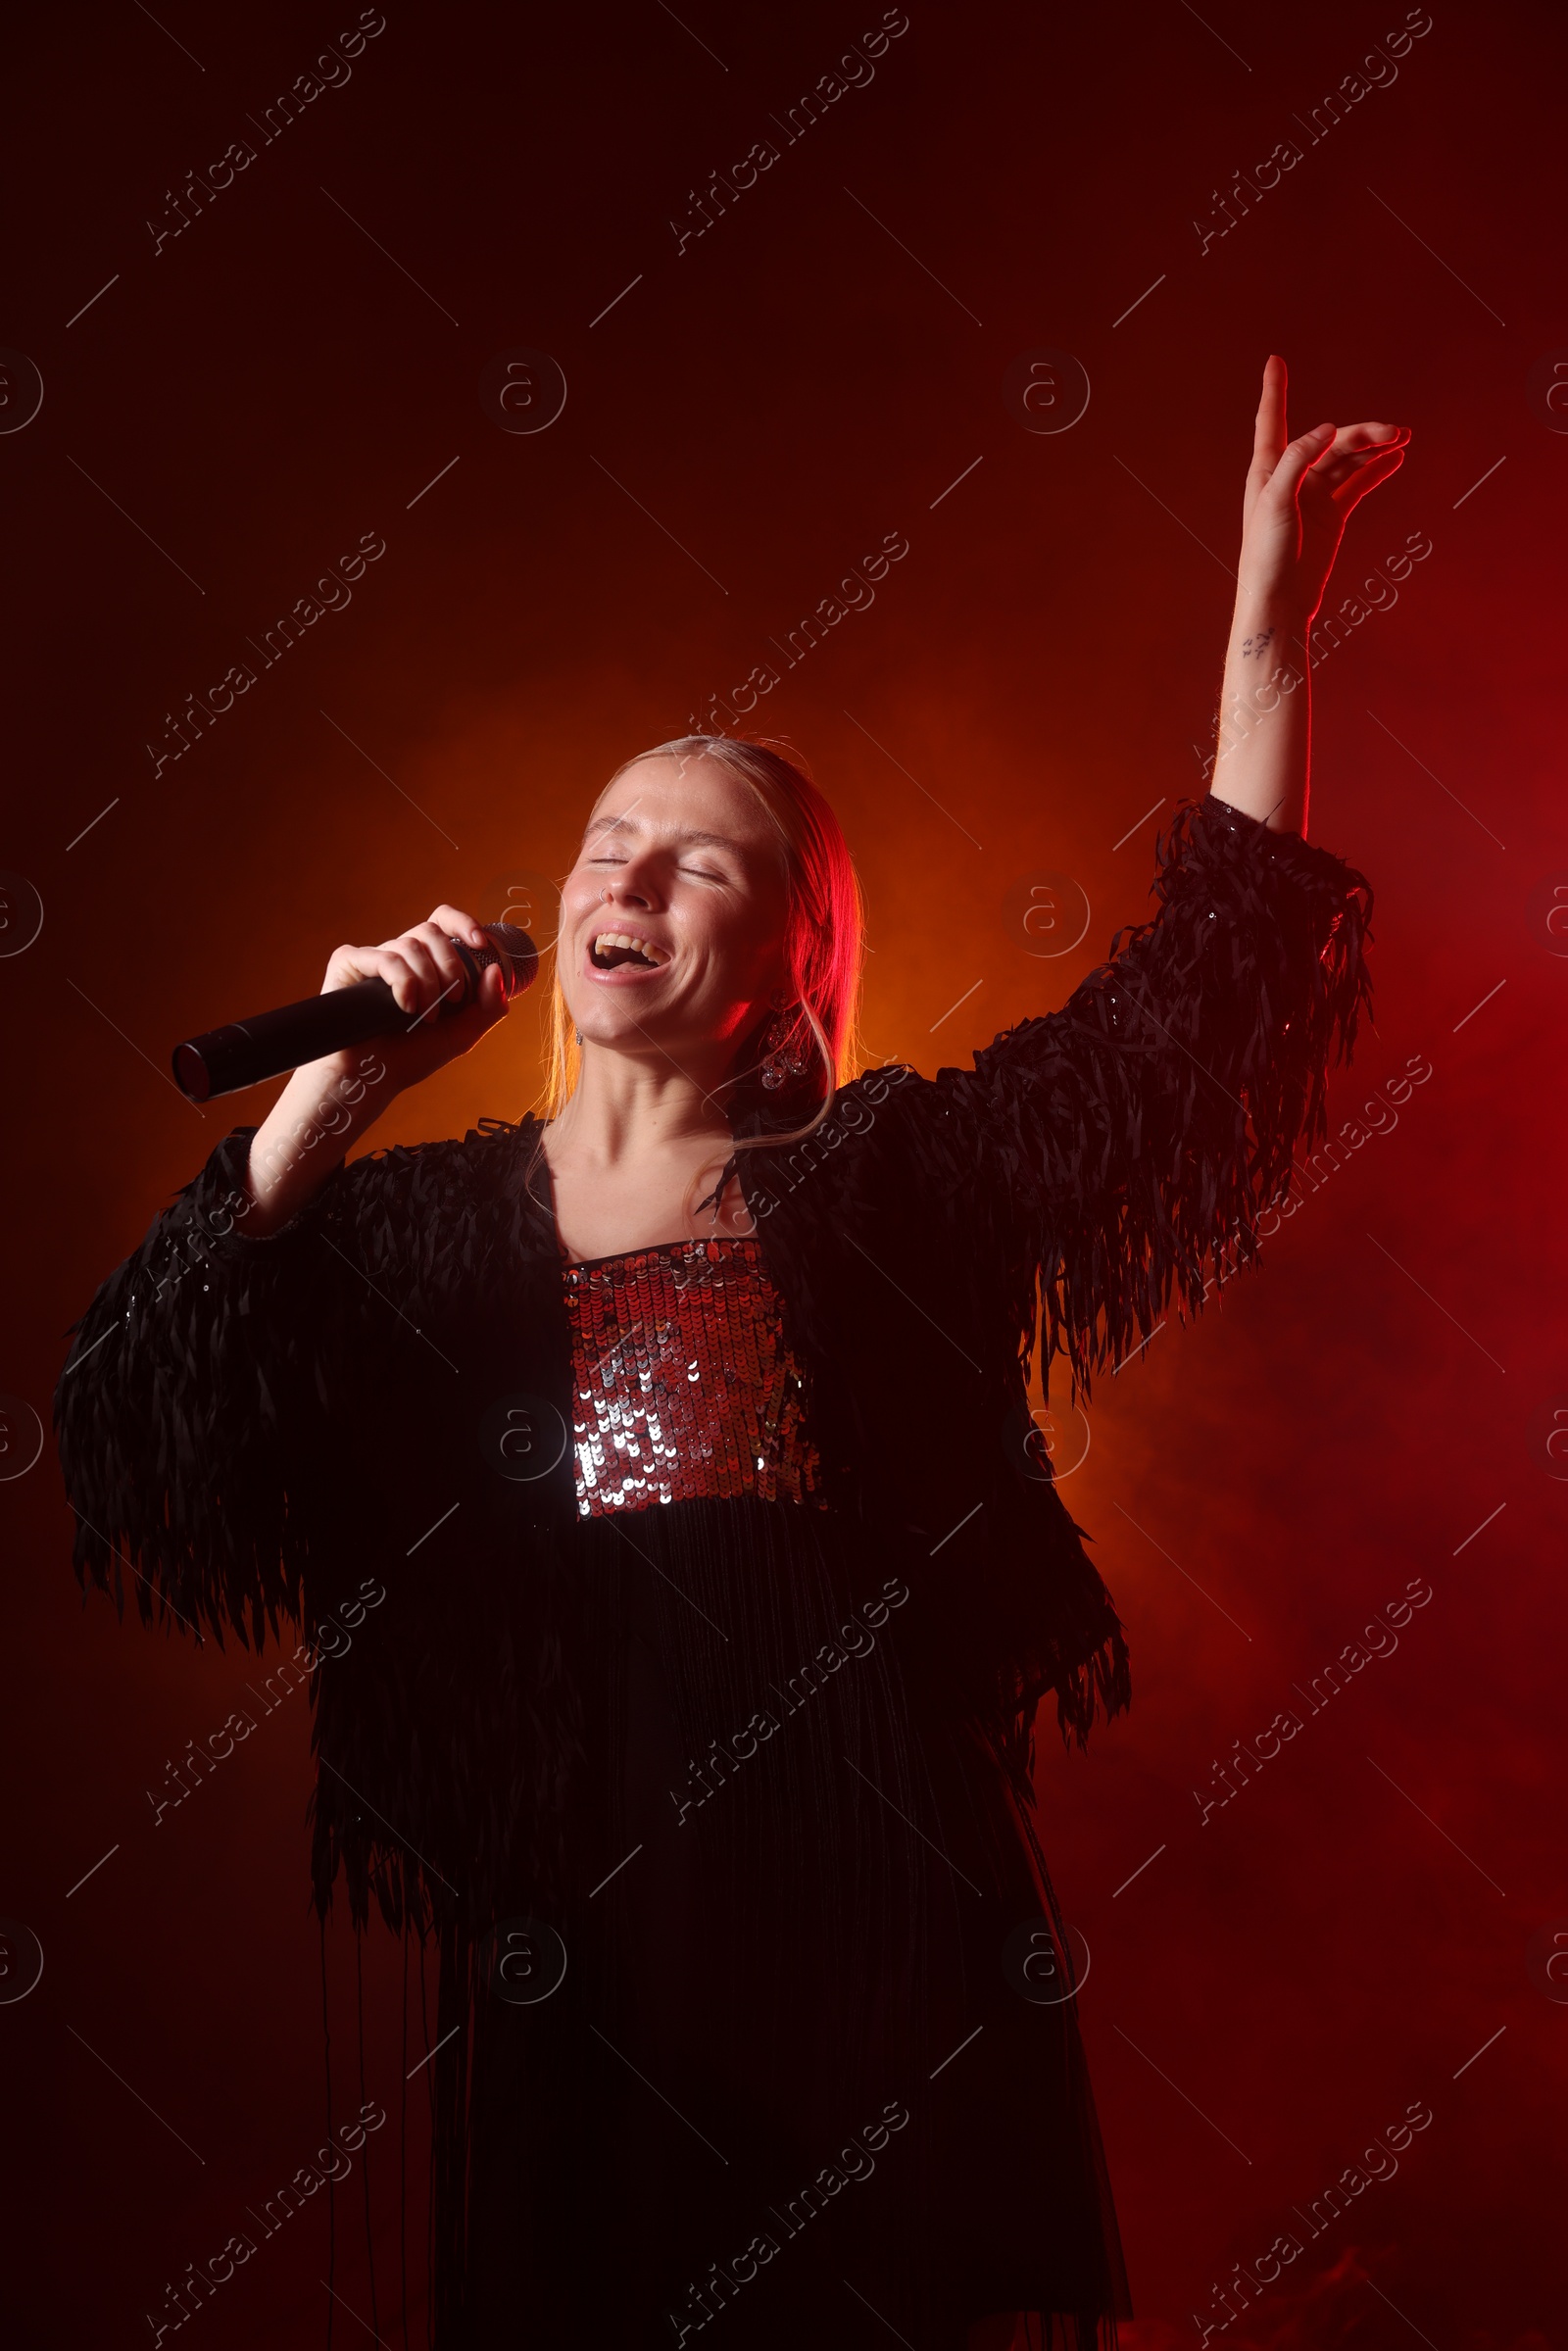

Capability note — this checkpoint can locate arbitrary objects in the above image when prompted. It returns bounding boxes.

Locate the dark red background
[1,0,1563,2342]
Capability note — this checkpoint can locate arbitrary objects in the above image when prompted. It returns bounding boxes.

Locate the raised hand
[243,903,514,1234]
[1210,356,1411,836]
[318,904,512,1096]
[1238,354,1410,625]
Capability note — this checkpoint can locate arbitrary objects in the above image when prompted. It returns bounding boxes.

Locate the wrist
[1229,583,1311,637]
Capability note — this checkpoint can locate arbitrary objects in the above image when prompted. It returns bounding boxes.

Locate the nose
[597,871,654,912]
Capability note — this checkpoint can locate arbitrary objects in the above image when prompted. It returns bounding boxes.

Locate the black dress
[458,1232,1129,2347]
[54,795,1373,2348]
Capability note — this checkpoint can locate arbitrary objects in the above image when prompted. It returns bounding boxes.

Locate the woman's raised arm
[912,362,1405,1388]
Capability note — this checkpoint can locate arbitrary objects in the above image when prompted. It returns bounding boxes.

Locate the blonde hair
[540,735,864,1136]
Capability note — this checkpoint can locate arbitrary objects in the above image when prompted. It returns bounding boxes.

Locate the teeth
[592,931,665,963]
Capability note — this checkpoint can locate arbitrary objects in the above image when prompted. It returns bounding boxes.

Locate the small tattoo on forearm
[1240,627,1275,660]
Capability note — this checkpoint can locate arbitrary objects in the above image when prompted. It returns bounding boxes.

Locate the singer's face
[559,755,791,1063]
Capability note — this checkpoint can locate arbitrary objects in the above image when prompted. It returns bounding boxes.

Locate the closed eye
[584,850,728,881]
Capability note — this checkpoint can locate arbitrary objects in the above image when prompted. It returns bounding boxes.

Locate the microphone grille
[480,923,539,999]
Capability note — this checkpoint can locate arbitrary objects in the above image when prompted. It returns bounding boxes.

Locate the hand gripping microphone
[172,923,538,1102]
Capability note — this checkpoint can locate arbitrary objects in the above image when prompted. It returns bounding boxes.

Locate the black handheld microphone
[172,923,539,1102]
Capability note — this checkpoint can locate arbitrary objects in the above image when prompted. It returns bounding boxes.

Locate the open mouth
[588,930,668,971]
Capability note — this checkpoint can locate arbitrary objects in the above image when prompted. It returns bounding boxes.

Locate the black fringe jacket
[54,795,1371,1938]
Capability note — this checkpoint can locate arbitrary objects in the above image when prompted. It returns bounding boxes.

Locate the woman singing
[57,361,1404,2347]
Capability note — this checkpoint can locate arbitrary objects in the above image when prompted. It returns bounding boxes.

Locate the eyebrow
[586,815,742,854]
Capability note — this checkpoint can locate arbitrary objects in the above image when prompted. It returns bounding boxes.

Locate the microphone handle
[172,926,537,1102]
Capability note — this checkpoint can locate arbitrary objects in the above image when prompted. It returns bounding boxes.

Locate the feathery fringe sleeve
[940,793,1373,1387]
[54,1127,393,1651]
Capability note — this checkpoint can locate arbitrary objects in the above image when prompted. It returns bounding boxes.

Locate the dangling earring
[760,1011,808,1090]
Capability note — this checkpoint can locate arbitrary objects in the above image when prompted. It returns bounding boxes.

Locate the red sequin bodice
[563,1238,821,1518]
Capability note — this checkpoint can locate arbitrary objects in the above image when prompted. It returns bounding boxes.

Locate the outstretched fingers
[1312,421,1411,509]
[1335,444,1400,514]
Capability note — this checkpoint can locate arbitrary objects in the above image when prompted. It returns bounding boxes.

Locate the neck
[548,1039,740,1170]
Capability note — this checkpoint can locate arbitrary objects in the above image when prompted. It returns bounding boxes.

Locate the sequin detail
[564,1238,821,1518]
